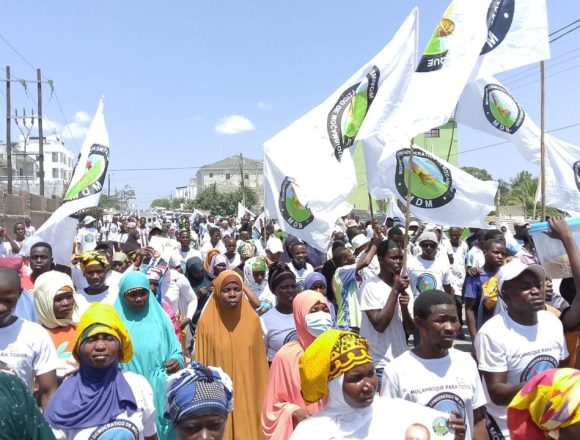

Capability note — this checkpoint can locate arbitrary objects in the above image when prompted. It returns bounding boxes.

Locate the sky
[2,1,580,209]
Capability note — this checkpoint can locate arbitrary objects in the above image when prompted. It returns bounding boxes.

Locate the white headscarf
[243,257,269,295]
[33,271,82,329]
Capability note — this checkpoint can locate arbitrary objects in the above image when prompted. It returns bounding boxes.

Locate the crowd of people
[0,210,579,440]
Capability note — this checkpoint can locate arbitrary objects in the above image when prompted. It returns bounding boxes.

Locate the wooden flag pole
[368,192,375,221]
[540,61,546,221]
[401,138,415,274]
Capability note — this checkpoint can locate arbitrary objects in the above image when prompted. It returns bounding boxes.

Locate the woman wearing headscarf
[45,303,158,439]
[244,256,274,315]
[304,272,336,320]
[194,270,268,440]
[262,290,333,439]
[184,257,214,340]
[291,329,463,439]
[508,368,580,440]
[115,271,184,440]
[209,254,229,277]
[203,248,220,272]
[0,370,56,440]
[33,271,86,379]
[164,361,234,440]
[260,264,300,363]
[122,229,141,254]
[75,251,118,307]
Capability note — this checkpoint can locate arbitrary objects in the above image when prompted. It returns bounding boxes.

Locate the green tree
[461,166,494,181]
[150,198,171,209]
[194,185,258,215]
[99,194,122,211]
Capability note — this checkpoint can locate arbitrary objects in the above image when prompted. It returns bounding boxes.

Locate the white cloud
[43,111,91,140]
[214,114,255,134]
[257,100,274,110]
[74,111,91,124]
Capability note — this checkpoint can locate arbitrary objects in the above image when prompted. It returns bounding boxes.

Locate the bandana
[237,241,257,259]
[76,251,110,273]
[299,329,372,404]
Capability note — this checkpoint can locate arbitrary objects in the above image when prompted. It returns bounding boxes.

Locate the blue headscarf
[305,272,327,290]
[165,361,233,425]
[114,271,184,439]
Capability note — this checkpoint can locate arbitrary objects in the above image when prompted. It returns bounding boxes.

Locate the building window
[424,129,440,138]
[244,173,249,180]
[225,173,231,180]
[209,173,213,178]
[52,152,58,162]
[52,168,59,179]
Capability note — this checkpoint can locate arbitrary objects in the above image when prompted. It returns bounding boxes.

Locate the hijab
[243,256,268,295]
[304,272,327,291]
[209,254,229,275]
[45,303,137,429]
[195,270,268,439]
[33,270,82,329]
[185,257,214,292]
[204,248,221,271]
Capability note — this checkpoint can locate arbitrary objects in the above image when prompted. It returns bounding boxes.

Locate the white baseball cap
[497,259,545,293]
[351,233,370,251]
[83,215,96,225]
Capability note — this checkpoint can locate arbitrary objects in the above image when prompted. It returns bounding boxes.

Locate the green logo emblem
[417,4,456,72]
[483,84,525,134]
[64,144,109,201]
[278,177,314,229]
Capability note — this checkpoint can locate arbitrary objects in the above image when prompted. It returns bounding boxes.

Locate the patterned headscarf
[243,257,268,293]
[299,329,372,404]
[204,248,221,271]
[75,251,110,273]
[508,368,580,439]
[164,361,233,425]
[237,241,257,260]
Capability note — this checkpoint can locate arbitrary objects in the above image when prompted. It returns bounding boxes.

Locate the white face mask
[305,311,333,337]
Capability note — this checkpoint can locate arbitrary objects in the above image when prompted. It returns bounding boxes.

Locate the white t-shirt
[0,318,58,391]
[71,267,123,292]
[178,248,202,267]
[382,349,486,440]
[161,269,197,318]
[52,371,157,440]
[466,247,485,269]
[475,311,568,438]
[79,287,119,311]
[106,222,122,242]
[288,262,314,292]
[75,227,99,253]
[199,240,226,260]
[260,308,298,362]
[406,255,453,298]
[450,242,469,294]
[226,252,241,268]
[359,276,413,369]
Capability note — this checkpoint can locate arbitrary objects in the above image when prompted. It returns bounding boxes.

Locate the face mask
[305,311,333,337]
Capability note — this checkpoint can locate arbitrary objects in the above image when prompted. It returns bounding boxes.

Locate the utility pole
[108,173,111,196]
[239,153,246,206]
[5,66,12,194]
[37,68,44,196]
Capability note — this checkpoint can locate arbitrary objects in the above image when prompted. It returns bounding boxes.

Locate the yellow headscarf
[508,368,580,439]
[73,303,133,363]
[75,251,110,273]
[299,329,372,404]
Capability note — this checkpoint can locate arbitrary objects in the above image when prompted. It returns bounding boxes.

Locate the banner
[264,8,419,215]
[264,152,349,251]
[21,98,110,264]
[237,202,255,220]
[476,0,549,77]
[456,74,580,213]
[376,145,498,227]
[362,0,492,198]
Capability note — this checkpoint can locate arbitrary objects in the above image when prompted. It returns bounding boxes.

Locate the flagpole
[368,192,375,221]
[540,61,546,221]
[401,138,415,274]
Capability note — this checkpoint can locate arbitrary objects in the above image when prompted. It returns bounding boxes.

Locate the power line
[550,23,580,43]
[550,18,580,37]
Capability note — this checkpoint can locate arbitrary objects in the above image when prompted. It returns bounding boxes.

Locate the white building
[0,141,38,191]
[196,156,263,198]
[175,177,198,200]
[20,134,75,197]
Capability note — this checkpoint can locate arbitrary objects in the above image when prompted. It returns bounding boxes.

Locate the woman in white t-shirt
[260,264,299,362]
[45,303,157,440]
[75,251,118,310]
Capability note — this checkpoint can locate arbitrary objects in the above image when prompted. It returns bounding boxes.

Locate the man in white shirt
[24,217,36,238]
[475,260,568,439]
[448,227,469,339]
[0,222,26,255]
[406,231,454,298]
[224,237,241,268]
[199,227,226,260]
[287,242,313,292]
[360,240,414,386]
[0,268,58,409]
[382,289,487,440]
[75,216,99,254]
[177,229,201,269]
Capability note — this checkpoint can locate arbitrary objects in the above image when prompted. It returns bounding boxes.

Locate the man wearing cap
[406,231,454,299]
[513,220,530,246]
[74,216,99,254]
[474,259,568,439]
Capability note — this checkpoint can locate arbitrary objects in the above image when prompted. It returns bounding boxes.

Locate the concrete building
[0,141,38,193]
[195,155,263,200]
[175,177,198,200]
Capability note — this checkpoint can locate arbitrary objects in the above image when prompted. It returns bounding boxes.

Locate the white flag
[476,0,549,77]
[263,152,350,251]
[456,74,580,213]
[362,0,492,198]
[376,145,498,227]
[237,202,255,220]
[456,74,541,163]
[22,98,110,264]
[264,8,419,215]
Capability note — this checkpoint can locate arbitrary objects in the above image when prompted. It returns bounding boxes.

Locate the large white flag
[263,152,349,251]
[264,8,419,215]
[476,0,549,77]
[22,98,110,264]
[377,145,498,227]
[456,74,580,213]
[362,0,492,199]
